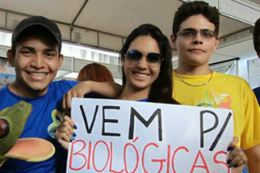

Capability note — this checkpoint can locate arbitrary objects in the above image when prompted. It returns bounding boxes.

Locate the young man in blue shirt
[0,16,78,173]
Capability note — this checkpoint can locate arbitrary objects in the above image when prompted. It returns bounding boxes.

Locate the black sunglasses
[125,50,163,65]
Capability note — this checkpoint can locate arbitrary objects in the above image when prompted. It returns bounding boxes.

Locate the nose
[193,31,203,44]
[137,55,148,69]
[30,54,45,69]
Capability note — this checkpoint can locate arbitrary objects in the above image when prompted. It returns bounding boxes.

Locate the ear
[7,50,15,67]
[57,54,64,69]
[170,34,177,50]
[212,37,220,52]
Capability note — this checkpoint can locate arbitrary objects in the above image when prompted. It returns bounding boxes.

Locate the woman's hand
[55,116,77,150]
[228,137,248,173]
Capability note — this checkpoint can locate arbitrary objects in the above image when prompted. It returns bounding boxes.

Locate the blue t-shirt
[138,98,148,102]
[253,87,260,106]
[0,80,78,173]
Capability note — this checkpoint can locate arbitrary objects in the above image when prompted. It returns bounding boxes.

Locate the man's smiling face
[8,36,63,97]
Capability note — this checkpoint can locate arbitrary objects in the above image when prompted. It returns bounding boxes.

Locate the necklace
[175,71,213,87]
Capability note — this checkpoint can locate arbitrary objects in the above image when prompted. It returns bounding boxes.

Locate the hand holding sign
[55,115,77,150]
[226,137,248,173]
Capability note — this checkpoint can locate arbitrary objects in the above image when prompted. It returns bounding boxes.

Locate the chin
[29,84,48,92]
[132,84,151,91]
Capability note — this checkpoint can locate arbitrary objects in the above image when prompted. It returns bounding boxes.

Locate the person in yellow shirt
[170,1,260,172]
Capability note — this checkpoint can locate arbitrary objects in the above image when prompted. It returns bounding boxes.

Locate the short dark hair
[253,18,260,53]
[120,24,178,104]
[172,1,220,37]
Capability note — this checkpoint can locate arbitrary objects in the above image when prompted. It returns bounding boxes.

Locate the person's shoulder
[0,86,18,109]
[50,80,79,88]
[0,86,7,92]
[48,80,79,94]
[215,72,248,83]
[0,86,9,97]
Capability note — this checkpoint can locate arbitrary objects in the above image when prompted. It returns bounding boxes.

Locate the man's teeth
[30,73,46,76]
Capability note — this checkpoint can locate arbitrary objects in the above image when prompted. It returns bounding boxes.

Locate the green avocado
[0,101,32,161]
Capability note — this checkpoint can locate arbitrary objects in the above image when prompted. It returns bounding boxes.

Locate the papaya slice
[5,138,55,162]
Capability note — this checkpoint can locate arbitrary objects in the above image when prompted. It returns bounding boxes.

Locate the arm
[241,83,260,172]
[87,81,122,98]
[244,145,260,172]
[62,81,122,115]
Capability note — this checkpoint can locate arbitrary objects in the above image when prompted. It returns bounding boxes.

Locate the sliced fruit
[5,138,55,162]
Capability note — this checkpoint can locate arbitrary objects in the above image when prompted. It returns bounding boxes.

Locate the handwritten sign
[67,98,233,173]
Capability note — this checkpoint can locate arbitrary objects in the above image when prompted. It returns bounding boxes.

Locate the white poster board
[67,98,233,173]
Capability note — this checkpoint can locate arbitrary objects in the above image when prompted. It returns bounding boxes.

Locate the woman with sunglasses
[117,24,178,103]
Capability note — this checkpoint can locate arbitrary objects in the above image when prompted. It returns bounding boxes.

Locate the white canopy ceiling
[0,0,259,80]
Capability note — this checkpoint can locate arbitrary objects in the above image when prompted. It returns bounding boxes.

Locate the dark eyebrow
[182,28,213,31]
[181,28,196,31]
[20,46,57,52]
[20,46,35,51]
[44,48,58,52]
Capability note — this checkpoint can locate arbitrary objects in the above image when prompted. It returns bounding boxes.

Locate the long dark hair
[120,24,178,104]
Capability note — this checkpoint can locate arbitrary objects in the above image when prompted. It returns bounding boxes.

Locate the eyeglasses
[177,28,217,40]
[125,50,163,67]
